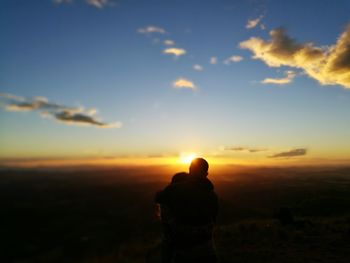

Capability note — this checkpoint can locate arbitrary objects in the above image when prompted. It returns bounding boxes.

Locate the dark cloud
[4,96,79,112]
[225,146,266,153]
[54,110,120,128]
[269,148,307,158]
[0,93,121,129]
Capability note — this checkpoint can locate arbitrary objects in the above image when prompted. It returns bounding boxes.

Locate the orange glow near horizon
[1,154,350,169]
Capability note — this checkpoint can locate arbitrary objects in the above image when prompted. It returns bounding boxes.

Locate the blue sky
[1,0,350,166]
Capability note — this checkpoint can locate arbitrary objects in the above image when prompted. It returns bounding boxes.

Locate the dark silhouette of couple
[155,158,218,263]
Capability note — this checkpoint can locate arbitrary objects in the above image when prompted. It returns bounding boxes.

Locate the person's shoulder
[163,182,178,192]
[205,178,215,190]
[155,182,181,200]
[155,184,172,202]
[197,177,215,191]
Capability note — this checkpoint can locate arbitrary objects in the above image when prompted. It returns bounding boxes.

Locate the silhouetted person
[156,158,218,263]
[155,172,188,263]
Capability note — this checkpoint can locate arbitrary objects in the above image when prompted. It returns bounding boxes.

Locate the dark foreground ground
[1,165,350,263]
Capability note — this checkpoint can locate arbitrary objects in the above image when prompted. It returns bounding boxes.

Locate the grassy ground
[67,217,350,263]
[2,166,350,262]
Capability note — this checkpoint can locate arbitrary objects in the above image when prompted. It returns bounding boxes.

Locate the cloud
[4,96,79,112]
[0,93,121,128]
[164,39,175,46]
[269,148,307,158]
[163,47,186,57]
[246,15,264,29]
[54,110,122,128]
[53,0,73,4]
[53,0,111,8]
[86,0,110,8]
[240,25,350,89]
[193,64,203,71]
[224,146,266,153]
[138,26,166,34]
[223,55,243,64]
[262,70,296,85]
[0,92,25,101]
[173,78,196,90]
[210,56,218,65]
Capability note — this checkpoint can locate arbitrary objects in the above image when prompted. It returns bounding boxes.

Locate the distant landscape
[2,165,350,263]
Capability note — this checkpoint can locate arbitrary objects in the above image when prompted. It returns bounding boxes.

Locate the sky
[1,0,350,167]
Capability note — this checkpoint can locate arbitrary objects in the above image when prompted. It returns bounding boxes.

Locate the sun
[178,152,197,165]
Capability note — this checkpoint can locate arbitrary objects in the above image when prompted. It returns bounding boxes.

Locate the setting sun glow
[178,153,197,164]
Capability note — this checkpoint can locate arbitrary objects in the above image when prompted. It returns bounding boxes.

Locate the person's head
[189,158,209,178]
[171,172,188,184]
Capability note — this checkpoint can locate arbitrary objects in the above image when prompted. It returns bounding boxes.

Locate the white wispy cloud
[210,56,218,65]
[240,25,350,89]
[53,0,73,4]
[0,93,121,128]
[0,93,25,101]
[262,70,296,85]
[223,55,243,64]
[164,39,175,46]
[53,0,111,8]
[138,26,166,34]
[246,15,264,29]
[86,0,110,9]
[193,64,203,71]
[52,0,73,4]
[163,47,186,57]
[172,78,196,90]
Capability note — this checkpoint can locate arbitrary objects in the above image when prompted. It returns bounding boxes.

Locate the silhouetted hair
[190,158,209,177]
[171,172,188,184]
